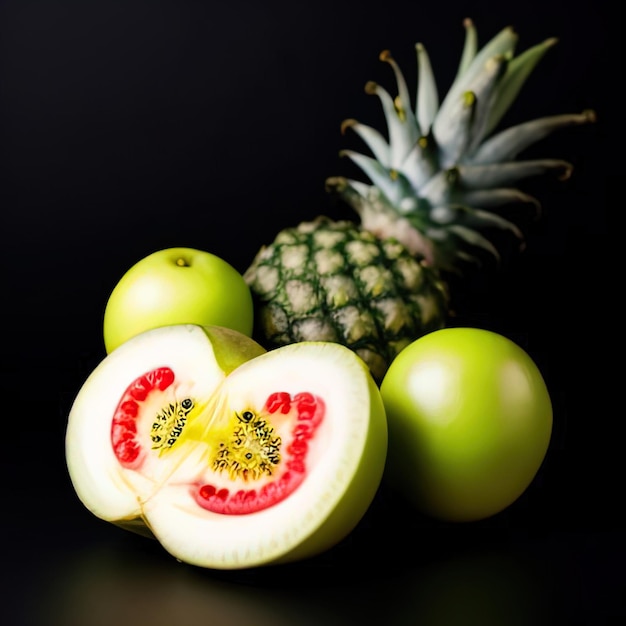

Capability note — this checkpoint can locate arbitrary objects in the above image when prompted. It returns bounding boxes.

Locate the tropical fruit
[103,247,254,353]
[380,327,553,521]
[65,324,387,569]
[244,19,595,382]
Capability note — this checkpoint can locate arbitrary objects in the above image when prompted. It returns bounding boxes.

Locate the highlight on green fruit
[104,247,254,353]
[380,327,553,522]
[65,324,388,569]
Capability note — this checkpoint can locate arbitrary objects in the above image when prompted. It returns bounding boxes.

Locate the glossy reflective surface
[6,466,624,625]
[2,0,621,623]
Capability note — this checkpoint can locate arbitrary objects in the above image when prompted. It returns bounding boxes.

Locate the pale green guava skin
[201,325,267,373]
[103,247,254,353]
[271,356,388,566]
[380,327,553,522]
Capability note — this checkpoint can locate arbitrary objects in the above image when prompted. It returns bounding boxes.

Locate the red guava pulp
[112,367,324,514]
[66,324,388,569]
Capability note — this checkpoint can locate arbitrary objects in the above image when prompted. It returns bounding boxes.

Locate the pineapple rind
[244,217,449,382]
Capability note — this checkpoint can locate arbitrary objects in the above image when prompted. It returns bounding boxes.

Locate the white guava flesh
[65,324,388,569]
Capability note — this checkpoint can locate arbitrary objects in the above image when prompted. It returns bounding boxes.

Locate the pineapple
[244,19,595,383]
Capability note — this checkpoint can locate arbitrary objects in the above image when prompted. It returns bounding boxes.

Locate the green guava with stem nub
[103,247,254,353]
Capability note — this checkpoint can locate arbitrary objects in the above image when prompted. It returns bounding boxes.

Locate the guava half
[65,324,388,569]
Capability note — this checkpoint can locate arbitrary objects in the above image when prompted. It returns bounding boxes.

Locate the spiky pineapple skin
[244,217,449,382]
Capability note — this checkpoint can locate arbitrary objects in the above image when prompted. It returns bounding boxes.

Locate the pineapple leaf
[458,187,542,218]
[433,90,476,168]
[457,18,479,77]
[340,149,402,204]
[428,204,524,258]
[365,81,418,168]
[419,221,501,270]
[435,54,508,167]
[415,42,438,134]
[447,224,503,263]
[459,206,525,242]
[342,118,391,167]
[399,135,438,190]
[465,54,509,156]
[328,20,596,278]
[471,110,597,163]
[484,37,558,139]
[380,50,419,134]
[419,167,461,205]
[419,158,572,208]
[435,24,517,134]
[448,159,574,189]
[325,176,374,212]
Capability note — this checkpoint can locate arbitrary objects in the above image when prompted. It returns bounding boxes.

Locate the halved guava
[65,324,388,569]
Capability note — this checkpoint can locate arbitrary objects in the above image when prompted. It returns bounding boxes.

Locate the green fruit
[380,327,552,522]
[66,324,387,569]
[103,247,254,353]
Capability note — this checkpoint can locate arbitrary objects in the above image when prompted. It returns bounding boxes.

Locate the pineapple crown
[326,18,596,274]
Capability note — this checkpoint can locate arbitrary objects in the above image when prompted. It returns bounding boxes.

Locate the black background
[1,1,621,624]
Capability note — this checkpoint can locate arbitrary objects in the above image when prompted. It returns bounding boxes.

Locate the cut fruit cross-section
[65,324,388,569]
